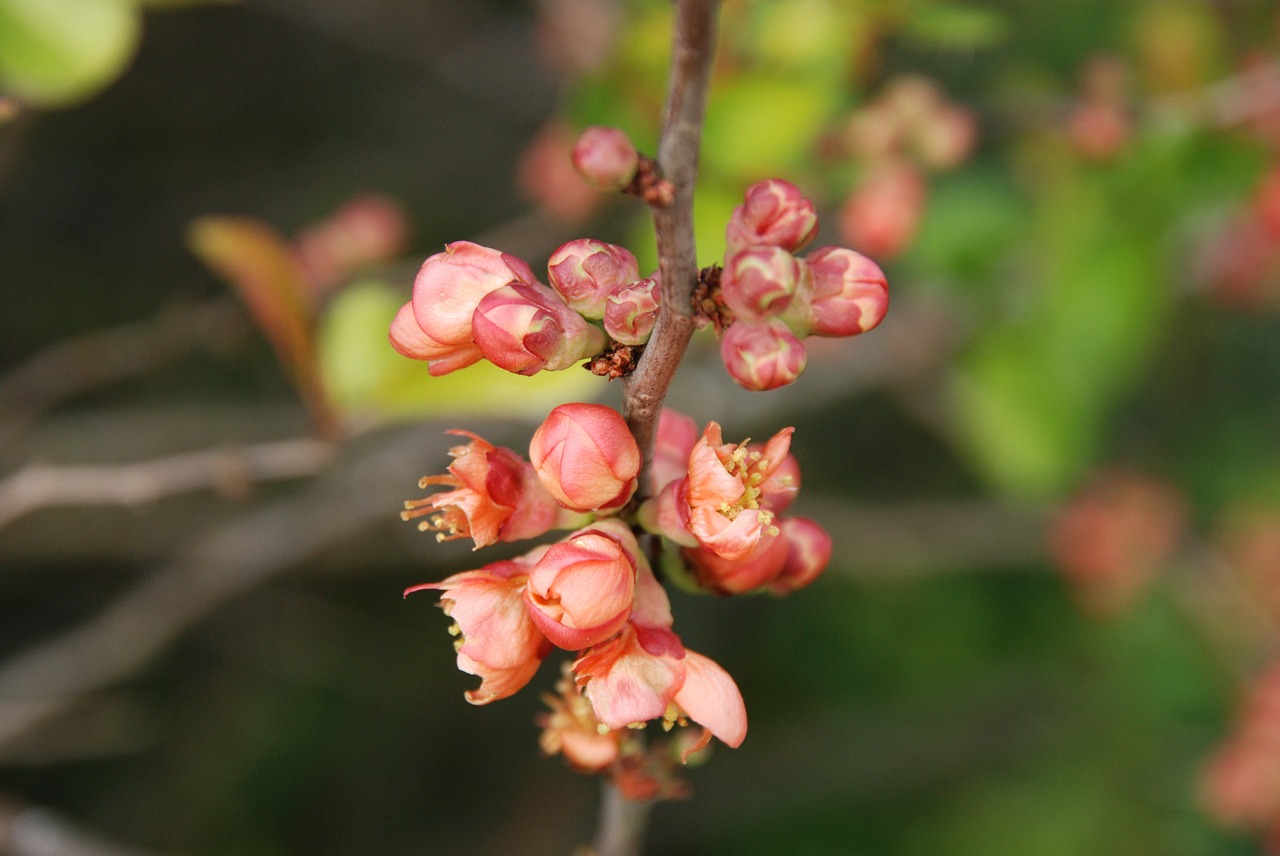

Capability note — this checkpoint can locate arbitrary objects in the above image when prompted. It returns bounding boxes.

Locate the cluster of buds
[835,76,976,259]
[711,178,890,391]
[401,403,832,778]
[389,238,660,377]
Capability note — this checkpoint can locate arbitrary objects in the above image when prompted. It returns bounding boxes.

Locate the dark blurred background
[2,0,1278,854]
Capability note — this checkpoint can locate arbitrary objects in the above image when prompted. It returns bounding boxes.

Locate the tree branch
[621,0,721,491]
[0,437,335,529]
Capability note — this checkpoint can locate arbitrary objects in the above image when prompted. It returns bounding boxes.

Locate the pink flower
[400,430,562,549]
[405,553,551,705]
[573,622,685,729]
[529,403,641,512]
[684,516,828,595]
[684,422,794,560]
[572,125,640,190]
[394,241,537,375]
[547,238,640,319]
[412,241,537,345]
[720,318,808,391]
[720,245,802,321]
[604,276,660,345]
[790,246,889,338]
[471,281,606,375]
[523,519,640,650]
[725,179,819,256]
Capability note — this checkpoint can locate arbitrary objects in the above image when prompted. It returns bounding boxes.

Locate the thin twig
[0,437,336,529]
[591,782,654,856]
[621,0,721,485]
[0,299,247,450]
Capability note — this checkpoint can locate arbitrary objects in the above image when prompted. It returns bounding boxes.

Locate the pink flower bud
[404,553,551,705]
[720,246,802,321]
[571,126,639,190]
[838,160,925,260]
[400,430,562,549]
[523,519,640,650]
[604,276,660,345]
[720,318,808,391]
[471,281,606,375]
[547,238,640,318]
[797,246,889,338]
[529,403,641,512]
[725,178,819,256]
[766,517,833,594]
[410,241,537,350]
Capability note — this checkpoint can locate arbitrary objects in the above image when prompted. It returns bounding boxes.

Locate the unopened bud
[604,276,660,345]
[798,247,889,338]
[572,126,640,190]
[721,246,802,321]
[725,179,819,256]
[547,238,640,318]
[720,318,808,391]
[472,281,606,375]
[529,403,641,512]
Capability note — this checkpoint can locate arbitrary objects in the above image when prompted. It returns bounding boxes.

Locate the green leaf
[317,282,600,423]
[0,0,141,105]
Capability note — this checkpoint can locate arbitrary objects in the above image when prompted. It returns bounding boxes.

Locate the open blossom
[401,430,563,549]
[725,179,819,257]
[547,238,640,319]
[405,551,551,705]
[572,563,747,750]
[471,281,606,375]
[523,519,640,650]
[643,422,796,561]
[391,241,538,375]
[540,665,621,773]
[530,403,641,512]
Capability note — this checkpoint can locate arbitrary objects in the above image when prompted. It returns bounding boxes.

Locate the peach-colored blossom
[572,126,639,190]
[405,553,550,705]
[523,519,639,650]
[649,409,699,495]
[529,403,641,512]
[684,422,795,560]
[400,430,561,549]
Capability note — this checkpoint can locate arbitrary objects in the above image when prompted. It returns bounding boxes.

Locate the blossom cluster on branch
[390,125,885,796]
